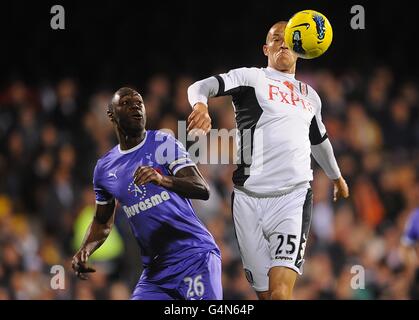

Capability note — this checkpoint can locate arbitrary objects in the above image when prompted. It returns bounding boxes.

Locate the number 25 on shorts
[275,233,297,258]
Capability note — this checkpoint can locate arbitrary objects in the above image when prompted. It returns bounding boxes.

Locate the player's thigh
[266,188,313,275]
[178,251,222,300]
[131,281,176,300]
[232,191,271,292]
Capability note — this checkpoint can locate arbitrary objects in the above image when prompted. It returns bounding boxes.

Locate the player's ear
[263,44,269,57]
[107,104,115,122]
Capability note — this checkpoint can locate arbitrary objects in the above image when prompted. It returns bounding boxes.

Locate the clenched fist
[72,248,96,280]
[133,166,163,186]
[187,102,212,135]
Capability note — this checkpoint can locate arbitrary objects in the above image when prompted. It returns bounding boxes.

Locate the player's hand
[187,102,212,135]
[333,176,349,202]
[133,166,163,186]
[72,249,96,280]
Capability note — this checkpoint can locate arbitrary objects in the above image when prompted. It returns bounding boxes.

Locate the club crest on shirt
[128,181,147,200]
[299,82,308,97]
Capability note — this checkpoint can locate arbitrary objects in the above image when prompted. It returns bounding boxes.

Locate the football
[284,10,333,59]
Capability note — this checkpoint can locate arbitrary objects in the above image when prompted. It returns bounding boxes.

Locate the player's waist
[234,181,310,198]
[142,246,220,268]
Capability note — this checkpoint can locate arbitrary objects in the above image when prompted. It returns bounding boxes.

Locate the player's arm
[187,68,256,133]
[187,76,219,134]
[309,93,349,201]
[133,165,210,200]
[72,200,116,279]
[311,139,349,201]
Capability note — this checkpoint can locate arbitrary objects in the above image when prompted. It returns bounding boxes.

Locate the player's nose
[131,102,141,111]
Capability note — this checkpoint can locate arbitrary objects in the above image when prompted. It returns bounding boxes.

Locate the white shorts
[231,186,313,292]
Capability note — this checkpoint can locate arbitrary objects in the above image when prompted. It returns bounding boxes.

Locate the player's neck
[118,130,146,151]
[268,63,296,75]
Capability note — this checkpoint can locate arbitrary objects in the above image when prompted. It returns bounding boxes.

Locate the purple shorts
[131,250,222,300]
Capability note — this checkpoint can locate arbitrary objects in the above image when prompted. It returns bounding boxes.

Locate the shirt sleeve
[187,76,219,107]
[309,90,328,145]
[309,88,341,180]
[93,162,114,205]
[214,67,258,96]
[187,67,258,107]
[156,133,196,175]
[311,139,341,180]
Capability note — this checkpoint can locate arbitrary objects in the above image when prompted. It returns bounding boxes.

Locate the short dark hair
[115,87,138,97]
[266,21,288,43]
[108,87,139,113]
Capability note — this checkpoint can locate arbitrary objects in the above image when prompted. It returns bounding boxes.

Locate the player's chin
[276,55,295,69]
[129,118,145,130]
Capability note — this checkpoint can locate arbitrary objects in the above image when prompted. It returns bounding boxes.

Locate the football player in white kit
[187,21,349,300]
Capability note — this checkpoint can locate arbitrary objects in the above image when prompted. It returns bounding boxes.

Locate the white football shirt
[189,66,328,194]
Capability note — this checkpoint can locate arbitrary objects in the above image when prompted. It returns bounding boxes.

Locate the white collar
[118,131,148,154]
[265,66,296,80]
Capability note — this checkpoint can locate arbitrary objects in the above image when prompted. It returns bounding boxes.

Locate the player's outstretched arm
[187,69,254,134]
[72,201,116,280]
[309,89,349,202]
[311,139,349,201]
[187,76,220,134]
[133,166,210,200]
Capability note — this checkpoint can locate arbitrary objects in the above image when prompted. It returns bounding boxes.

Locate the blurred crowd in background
[0,65,418,300]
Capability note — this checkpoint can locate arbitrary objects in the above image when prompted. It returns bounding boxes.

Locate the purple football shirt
[93,130,219,267]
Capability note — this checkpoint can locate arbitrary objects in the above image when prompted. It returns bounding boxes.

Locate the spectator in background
[385,98,413,149]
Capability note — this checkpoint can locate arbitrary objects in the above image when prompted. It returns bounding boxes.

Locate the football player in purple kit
[71,87,222,300]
